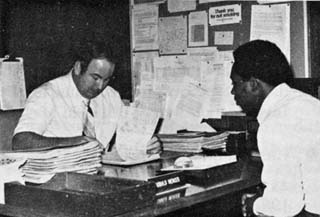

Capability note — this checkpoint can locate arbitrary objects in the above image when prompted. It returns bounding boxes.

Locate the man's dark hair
[232,40,293,86]
[72,40,116,74]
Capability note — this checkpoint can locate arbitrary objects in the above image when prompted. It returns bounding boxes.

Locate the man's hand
[241,185,265,217]
[146,136,162,155]
[241,193,257,217]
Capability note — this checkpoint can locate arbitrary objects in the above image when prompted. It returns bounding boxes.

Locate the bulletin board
[131,0,307,91]
[129,0,308,132]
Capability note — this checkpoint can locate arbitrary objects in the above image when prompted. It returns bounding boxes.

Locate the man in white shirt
[12,40,161,155]
[230,40,320,217]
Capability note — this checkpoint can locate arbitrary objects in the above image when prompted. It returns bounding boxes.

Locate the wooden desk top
[0,153,262,217]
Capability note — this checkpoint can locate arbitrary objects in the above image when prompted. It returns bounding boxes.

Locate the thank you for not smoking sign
[209,4,241,26]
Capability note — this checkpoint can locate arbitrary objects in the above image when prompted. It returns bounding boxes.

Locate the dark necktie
[83,100,95,138]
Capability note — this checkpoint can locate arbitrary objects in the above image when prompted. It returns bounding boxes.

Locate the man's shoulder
[30,74,69,97]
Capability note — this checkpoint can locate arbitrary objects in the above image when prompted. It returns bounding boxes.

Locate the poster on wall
[159,16,187,54]
[132,4,159,51]
[250,4,290,62]
[209,4,241,26]
[188,11,208,47]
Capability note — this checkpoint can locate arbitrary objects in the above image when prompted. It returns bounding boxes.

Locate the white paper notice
[209,4,241,26]
[159,16,187,54]
[0,58,27,110]
[153,56,201,92]
[168,0,196,13]
[250,4,290,62]
[132,4,159,51]
[188,11,208,47]
[132,51,159,92]
[200,0,232,4]
[133,89,167,117]
[116,106,160,161]
[214,31,234,45]
[160,82,211,133]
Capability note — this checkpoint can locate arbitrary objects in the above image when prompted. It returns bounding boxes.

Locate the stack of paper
[18,141,102,184]
[158,131,229,153]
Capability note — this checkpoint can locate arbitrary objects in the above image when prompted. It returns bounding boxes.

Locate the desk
[0,153,262,217]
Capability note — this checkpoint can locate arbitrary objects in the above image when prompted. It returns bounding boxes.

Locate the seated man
[231,40,320,217]
[12,40,161,155]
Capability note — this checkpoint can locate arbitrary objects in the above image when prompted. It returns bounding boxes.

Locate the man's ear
[248,77,261,93]
[73,61,81,75]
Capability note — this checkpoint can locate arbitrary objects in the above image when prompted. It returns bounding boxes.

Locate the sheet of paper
[159,16,187,54]
[132,51,159,92]
[209,4,241,26]
[188,11,208,47]
[218,50,234,62]
[161,155,237,171]
[160,82,212,133]
[250,4,290,62]
[187,47,220,62]
[171,82,208,123]
[168,0,196,13]
[199,0,232,4]
[116,106,160,161]
[132,4,159,51]
[0,58,27,110]
[0,154,26,204]
[200,61,240,118]
[222,61,241,112]
[200,61,226,118]
[214,31,234,45]
[153,56,201,92]
[133,89,167,117]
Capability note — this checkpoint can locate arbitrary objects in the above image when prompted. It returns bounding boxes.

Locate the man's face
[230,71,260,117]
[74,58,115,99]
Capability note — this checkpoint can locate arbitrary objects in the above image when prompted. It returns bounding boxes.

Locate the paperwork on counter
[102,151,160,166]
[158,131,229,153]
[1,141,102,184]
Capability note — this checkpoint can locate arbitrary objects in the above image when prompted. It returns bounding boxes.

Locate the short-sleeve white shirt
[14,71,123,149]
[254,83,320,216]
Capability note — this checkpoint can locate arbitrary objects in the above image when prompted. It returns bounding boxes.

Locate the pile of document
[19,141,102,184]
[158,131,229,153]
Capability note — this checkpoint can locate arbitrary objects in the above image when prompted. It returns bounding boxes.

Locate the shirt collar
[67,69,88,107]
[257,83,291,124]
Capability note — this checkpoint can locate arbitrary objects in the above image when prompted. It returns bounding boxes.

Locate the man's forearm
[12,132,87,151]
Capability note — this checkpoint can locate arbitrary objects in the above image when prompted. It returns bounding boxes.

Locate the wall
[0,0,131,150]
[2,0,131,99]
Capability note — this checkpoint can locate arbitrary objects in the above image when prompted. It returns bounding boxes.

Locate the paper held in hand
[116,106,160,162]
